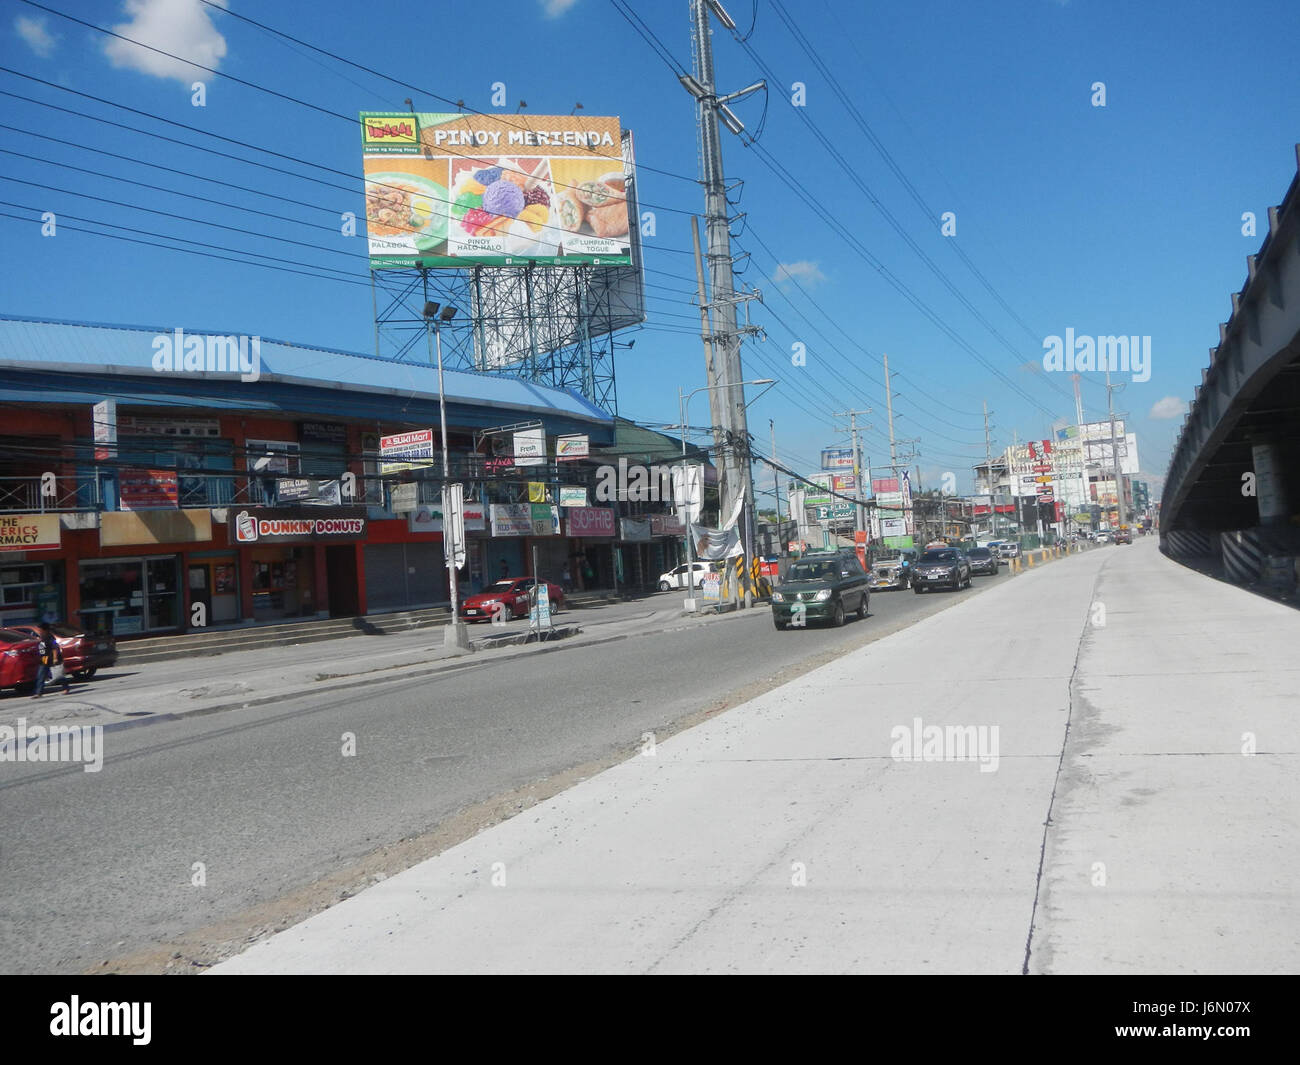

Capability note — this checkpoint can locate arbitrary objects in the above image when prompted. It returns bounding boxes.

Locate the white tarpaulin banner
[687,523,742,561]
[670,464,703,525]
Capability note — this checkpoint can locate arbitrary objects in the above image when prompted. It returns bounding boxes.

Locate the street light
[676,378,776,612]
[423,301,470,652]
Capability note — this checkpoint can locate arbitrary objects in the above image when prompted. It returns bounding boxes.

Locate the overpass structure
[1162,146,1300,590]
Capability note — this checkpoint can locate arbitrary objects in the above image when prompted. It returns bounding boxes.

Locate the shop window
[80,557,180,635]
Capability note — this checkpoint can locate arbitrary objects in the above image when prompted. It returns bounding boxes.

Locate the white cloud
[772,260,826,286]
[103,0,228,85]
[1149,396,1185,419]
[542,0,580,17]
[15,15,57,58]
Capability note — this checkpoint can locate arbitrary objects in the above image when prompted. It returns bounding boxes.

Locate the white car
[658,562,717,590]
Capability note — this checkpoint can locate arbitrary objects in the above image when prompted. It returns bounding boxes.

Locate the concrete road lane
[0,564,1008,973]
[212,541,1300,975]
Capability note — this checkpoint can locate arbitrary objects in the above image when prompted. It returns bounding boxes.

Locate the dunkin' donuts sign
[233,506,367,544]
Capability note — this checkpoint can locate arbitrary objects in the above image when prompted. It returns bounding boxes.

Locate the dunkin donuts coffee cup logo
[235,510,258,542]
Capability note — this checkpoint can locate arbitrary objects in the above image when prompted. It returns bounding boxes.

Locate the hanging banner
[556,434,589,461]
[528,482,548,503]
[688,522,742,561]
[490,503,533,536]
[380,429,436,474]
[443,484,467,569]
[649,513,685,536]
[119,469,179,510]
[670,464,703,525]
[620,518,651,542]
[408,502,485,533]
[93,399,117,461]
[513,428,546,466]
[530,503,560,535]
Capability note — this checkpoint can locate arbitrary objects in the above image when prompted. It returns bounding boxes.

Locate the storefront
[249,545,314,620]
[79,555,180,636]
[185,551,240,625]
[566,507,616,591]
[0,557,65,627]
[230,505,367,620]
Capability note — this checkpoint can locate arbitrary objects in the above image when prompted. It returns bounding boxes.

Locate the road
[0,569,1003,973]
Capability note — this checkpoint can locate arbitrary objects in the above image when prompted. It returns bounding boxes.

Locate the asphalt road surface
[0,570,1005,973]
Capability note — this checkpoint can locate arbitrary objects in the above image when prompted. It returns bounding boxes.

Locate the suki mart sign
[232,507,367,544]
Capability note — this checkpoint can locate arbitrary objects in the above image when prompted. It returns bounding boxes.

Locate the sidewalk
[0,597,768,736]
[212,540,1300,974]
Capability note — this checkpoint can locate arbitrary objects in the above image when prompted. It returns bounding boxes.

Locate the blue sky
[4,0,1299,500]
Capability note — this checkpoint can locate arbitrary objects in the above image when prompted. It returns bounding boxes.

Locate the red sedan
[460,579,564,623]
[0,628,42,694]
[11,623,118,679]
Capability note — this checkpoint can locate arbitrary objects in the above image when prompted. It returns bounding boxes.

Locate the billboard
[468,130,645,368]
[821,447,854,470]
[805,473,833,507]
[361,112,632,268]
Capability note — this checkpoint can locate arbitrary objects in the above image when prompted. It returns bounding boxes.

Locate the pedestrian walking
[32,621,71,698]
[561,561,573,594]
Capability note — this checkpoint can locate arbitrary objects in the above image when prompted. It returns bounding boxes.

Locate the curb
[42,602,776,736]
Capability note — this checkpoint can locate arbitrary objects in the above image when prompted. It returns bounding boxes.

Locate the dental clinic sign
[232,506,367,544]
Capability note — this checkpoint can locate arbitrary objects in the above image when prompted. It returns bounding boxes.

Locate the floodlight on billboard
[361,112,633,269]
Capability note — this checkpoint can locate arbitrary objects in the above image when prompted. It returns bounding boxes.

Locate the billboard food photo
[361,113,633,268]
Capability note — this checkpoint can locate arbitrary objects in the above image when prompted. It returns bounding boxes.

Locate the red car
[0,627,42,694]
[460,579,564,623]
[11,623,118,679]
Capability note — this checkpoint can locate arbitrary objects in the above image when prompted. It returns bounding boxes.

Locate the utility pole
[982,400,995,539]
[833,408,871,542]
[883,352,898,469]
[690,217,722,456]
[1105,368,1128,530]
[685,0,765,608]
[770,418,781,526]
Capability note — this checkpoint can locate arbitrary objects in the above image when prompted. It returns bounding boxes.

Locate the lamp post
[676,378,775,611]
[423,301,471,652]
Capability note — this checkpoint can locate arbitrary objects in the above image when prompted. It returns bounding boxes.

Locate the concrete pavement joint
[1020,571,1097,976]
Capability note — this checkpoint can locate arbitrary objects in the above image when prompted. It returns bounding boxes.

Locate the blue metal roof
[0,315,613,437]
